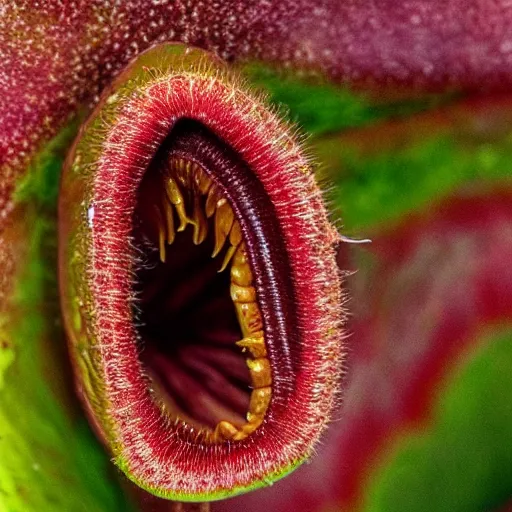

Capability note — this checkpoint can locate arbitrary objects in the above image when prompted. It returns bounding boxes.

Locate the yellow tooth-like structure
[218,244,237,273]
[158,225,166,263]
[247,358,272,388]
[191,194,208,245]
[231,387,272,441]
[175,160,189,188]
[231,245,264,336]
[235,331,266,358]
[230,283,257,303]
[230,245,252,286]
[217,220,242,272]
[194,168,213,195]
[237,302,264,337]
[205,184,221,218]
[212,420,239,443]
[248,387,272,420]
[212,201,234,257]
[157,157,271,444]
[229,221,242,247]
[210,242,272,443]
[162,194,176,245]
[171,158,191,186]
[153,204,167,262]
[165,177,192,232]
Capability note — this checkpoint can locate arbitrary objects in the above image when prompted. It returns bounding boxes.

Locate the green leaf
[1,125,134,512]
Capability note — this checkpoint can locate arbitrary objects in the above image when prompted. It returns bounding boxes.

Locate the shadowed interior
[129,119,298,444]
[133,140,252,433]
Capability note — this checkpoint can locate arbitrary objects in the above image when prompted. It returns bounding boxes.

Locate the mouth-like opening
[60,45,345,498]
[133,120,272,443]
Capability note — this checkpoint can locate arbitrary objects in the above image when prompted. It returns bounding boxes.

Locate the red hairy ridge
[59,45,345,500]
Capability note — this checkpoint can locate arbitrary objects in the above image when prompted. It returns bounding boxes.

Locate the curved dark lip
[165,120,298,392]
